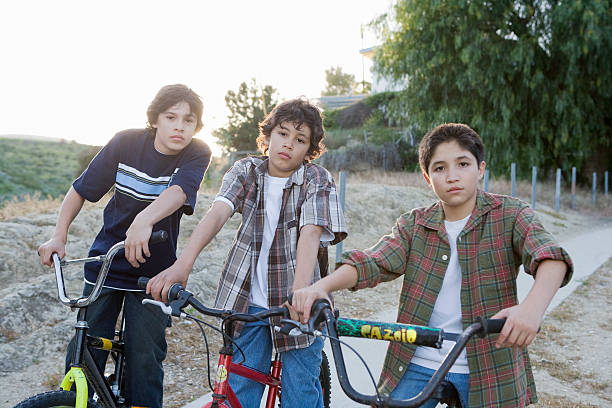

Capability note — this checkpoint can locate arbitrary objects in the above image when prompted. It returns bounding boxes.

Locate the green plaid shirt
[340,190,573,407]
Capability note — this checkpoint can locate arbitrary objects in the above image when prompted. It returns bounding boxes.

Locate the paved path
[184,224,612,408]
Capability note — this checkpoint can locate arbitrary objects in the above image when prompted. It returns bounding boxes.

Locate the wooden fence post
[555,168,561,211]
[511,163,516,197]
[531,166,537,209]
[335,171,347,264]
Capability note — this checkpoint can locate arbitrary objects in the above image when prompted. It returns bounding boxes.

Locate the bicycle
[279,297,506,408]
[14,230,168,408]
[138,278,332,408]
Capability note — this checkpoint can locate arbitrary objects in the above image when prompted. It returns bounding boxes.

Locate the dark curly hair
[146,84,204,133]
[256,98,326,161]
[419,123,485,175]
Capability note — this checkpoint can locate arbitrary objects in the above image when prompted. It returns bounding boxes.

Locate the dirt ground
[1,182,611,407]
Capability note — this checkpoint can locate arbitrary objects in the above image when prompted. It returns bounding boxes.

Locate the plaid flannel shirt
[340,190,573,408]
[214,156,347,352]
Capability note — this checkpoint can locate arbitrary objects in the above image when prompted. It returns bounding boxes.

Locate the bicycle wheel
[13,390,104,408]
[319,350,331,408]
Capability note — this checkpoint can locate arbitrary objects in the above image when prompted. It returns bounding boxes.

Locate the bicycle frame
[209,352,282,408]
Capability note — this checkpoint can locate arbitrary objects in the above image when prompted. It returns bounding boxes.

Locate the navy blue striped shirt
[73,128,211,289]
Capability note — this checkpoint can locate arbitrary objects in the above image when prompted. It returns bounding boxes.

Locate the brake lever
[142,299,173,316]
[275,319,323,337]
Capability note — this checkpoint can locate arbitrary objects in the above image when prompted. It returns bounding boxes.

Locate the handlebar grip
[168,283,185,302]
[149,230,168,244]
[485,318,506,333]
[479,317,506,336]
[137,277,150,289]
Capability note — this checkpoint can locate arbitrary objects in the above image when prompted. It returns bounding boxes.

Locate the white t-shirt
[248,174,288,307]
[411,214,471,374]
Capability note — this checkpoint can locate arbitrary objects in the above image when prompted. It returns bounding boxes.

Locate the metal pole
[531,166,537,209]
[571,167,576,209]
[511,163,516,197]
[335,171,347,264]
[484,170,490,192]
[555,168,561,211]
[592,172,597,204]
[605,171,609,196]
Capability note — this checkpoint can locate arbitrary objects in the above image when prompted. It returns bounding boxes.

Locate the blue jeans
[228,306,324,408]
[65,283,169,408]
[390,363,469,408]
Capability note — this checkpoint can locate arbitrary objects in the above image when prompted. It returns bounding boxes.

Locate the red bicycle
[138,278,331,408]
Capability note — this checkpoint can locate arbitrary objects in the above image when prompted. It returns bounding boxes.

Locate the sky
[0,0,392,156]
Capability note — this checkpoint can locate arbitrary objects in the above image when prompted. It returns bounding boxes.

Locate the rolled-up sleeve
[513,207,573,286]
[216,161,248,216]
[340,212,413,290]
[299,173,347,245]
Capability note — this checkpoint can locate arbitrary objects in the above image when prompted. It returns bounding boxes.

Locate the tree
[372,0,611,178]
[213,79,278,153]
[322,66,356,96]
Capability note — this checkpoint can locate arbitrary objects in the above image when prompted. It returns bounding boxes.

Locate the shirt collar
[254,157,305,188]
[417,190,502,232]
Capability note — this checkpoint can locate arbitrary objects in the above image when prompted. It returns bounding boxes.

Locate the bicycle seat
[431,380,461,407]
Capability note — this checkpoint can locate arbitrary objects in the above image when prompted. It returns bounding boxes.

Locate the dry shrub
[0,192,64,221]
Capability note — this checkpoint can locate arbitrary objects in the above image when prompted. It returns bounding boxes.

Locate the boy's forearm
[521,259,567,318]
[292,225,324,291]
[133,185,187,227]
[176,201,232,270]
[314,264,359,293]
[53,186,85,242]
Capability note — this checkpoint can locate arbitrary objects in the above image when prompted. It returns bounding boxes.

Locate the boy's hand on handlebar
[38,237,66,266]
[291,285,332,324]
[147,261,189,302]
[491,304,541,349]
[125,218,153,268]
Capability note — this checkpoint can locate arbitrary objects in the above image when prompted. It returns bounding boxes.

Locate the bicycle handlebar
[53,230,168,308]
[136,279,291,325]
[300,299,506,407]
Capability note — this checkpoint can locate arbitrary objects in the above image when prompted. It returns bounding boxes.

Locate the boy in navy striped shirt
[38,84,211,408]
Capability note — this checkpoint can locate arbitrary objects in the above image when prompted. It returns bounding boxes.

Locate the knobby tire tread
[13,390,104,408]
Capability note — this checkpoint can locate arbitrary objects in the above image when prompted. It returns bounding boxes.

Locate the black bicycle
[14,231,168,408]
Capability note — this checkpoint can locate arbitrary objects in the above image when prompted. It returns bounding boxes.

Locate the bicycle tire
[319,350,332,408]
[13,390,104,408]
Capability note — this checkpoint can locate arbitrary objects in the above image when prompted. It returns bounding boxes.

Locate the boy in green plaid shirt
[294,123,573,407]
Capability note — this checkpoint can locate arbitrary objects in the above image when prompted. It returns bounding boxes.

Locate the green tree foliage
[322,66,356,96]
[212,79,278,153]
[373,0,611,178]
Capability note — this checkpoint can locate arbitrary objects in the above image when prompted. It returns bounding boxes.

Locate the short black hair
[419,123,485,175]
[146,84,204,133]
[256,98,326,161]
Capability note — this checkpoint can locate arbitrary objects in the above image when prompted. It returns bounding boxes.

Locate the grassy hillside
[0,137,91,203]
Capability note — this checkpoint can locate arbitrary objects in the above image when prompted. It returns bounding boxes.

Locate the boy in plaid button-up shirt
[151,98,346,408]
[294,123,572,407]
